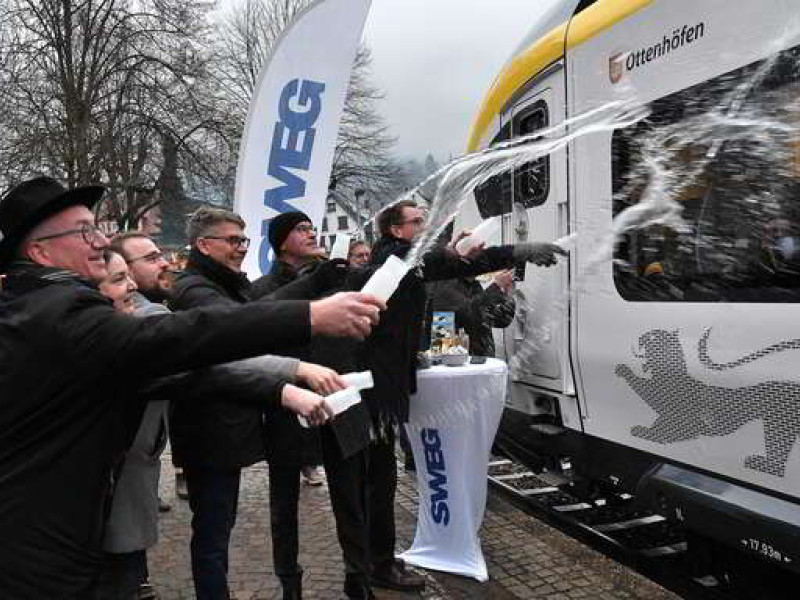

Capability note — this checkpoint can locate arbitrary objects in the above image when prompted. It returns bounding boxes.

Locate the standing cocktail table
[399,358,508,581]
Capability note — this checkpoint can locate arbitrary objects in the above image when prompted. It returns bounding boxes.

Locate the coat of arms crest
[609,53,624,84]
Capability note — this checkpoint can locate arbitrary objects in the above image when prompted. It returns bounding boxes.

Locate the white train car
[461,0,800,577]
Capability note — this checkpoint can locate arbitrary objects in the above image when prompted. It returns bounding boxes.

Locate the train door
[501,67,572,394]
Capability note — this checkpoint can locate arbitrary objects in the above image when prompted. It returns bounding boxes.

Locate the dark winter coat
[0,262,310,599]
[168,249,298,470]
[251,258,370,463]
[359,236,516,424]
[425,279,515,357]
[251,260,322,361]
[251,260,321,466]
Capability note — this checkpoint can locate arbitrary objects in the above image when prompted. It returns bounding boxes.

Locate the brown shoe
[371,560,425,591]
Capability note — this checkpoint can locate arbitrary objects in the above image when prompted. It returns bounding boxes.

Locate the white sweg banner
[234,0,372,279]
[399,359,508,581]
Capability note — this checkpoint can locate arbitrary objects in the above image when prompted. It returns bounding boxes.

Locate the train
[456,0,800,584]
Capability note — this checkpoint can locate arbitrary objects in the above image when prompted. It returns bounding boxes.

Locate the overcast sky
[362,0,561,163]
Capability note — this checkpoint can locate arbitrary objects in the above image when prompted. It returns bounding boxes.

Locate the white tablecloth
[399,358,508,581]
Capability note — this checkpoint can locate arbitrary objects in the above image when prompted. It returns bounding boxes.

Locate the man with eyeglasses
[250,212,325,300]
[112,232,172,302]
[0,177,385,599]
[109,229,353,599]
[357,199,566,592]
[249,211,377,599]
[171,206,365,599]
[348,241,371,267]
[250,212,325,585]
[110,232,190,501]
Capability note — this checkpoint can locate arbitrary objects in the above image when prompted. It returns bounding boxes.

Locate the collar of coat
[270,258,320,283]
[371,235,412,265]
[2,260,98,295]
[269,259,298,285]
[187,247,251,298]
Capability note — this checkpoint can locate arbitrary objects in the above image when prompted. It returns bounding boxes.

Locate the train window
[473,101,551,218]
[473,122,512,218]
[612,44,800,303]
[513,100,550,208]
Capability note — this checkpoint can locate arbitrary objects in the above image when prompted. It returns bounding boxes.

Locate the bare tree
[0,0,403,236]
[328,46,405,211]
[214,0,405,215]
[0,0,232,230]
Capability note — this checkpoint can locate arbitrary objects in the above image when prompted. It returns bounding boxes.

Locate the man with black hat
[0,176,384,599]
[251,211,376,600]
[254,210,326,290]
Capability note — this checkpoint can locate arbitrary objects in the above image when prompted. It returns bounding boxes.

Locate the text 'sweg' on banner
[234,0,372,278]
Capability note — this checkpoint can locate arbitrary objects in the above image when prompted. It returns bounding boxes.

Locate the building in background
[319,194,376,251]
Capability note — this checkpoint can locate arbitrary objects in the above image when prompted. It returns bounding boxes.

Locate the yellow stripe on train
[467,0,652,154]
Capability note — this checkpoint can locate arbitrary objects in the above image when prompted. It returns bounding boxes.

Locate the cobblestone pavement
[150,453,678,600]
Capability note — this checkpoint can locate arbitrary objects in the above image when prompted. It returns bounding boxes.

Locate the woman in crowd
[96,249,167,600]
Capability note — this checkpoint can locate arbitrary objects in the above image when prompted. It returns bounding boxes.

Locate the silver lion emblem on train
[615,329,800,477]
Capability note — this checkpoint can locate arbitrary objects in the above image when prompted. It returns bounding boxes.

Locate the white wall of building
[318,198,374,252]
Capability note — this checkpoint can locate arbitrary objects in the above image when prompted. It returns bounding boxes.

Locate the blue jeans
[185,467,241,600]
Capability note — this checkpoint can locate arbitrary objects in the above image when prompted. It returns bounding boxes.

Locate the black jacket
[252,259,370,463]
[251,260,320,466]
[0,263,310,599]
[425,279,515,357]
[359,236,516,424]
[251,260,320,362]
[168,249,289,470]
[250,259,306,303]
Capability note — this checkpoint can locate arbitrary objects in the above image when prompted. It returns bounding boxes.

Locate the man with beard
[0,177,384,599]
[347,241,371,267]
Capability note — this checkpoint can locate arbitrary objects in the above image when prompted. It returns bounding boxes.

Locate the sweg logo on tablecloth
[260,78,326,273]
[421,428,450,526]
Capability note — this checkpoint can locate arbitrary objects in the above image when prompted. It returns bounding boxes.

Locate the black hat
[268,210,312,253]
[0,176,105,270]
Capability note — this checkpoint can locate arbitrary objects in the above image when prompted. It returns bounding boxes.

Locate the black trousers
[268,464,302,580]
[185,467,241,600]
[365,427,398,567]
[90,550,147,599]
[268,425,371,583]
[320,425,370,579]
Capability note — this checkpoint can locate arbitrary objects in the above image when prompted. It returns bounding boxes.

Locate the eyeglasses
[127,250,165,265]
[32,223,106,247]
[399,217,425,226]
[293,223,317,234]
[202,235,251,249]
